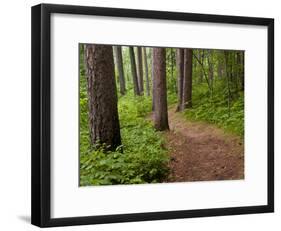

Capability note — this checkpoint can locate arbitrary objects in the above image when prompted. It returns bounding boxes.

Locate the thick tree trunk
[137,47,144,94]
[85,44,121,151]
[176,49,184,111]
[143,47,150,96]
[129,47,140,96]
[153,48,169,131]
[182,49,193,109]
[114,46,126,95]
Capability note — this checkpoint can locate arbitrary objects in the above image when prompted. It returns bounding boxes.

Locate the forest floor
[156,107,244,182]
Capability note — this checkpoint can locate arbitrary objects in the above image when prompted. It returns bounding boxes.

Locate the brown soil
[161,107,244,182]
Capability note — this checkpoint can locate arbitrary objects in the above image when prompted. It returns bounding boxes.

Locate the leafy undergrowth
[80,92,169,186]
[182,82,244,137]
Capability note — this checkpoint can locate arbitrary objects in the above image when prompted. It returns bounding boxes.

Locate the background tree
[152,48,155,111]
[129,46,140,96]
[85,44,121,150]
[137,47,144,94]
[143,47,150,96]
[114,46,126,95]
[153,48,169,131]
[176,49,184,111]
[182,49,193,109]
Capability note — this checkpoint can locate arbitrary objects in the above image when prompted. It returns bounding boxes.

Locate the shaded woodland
[79,44,244,186]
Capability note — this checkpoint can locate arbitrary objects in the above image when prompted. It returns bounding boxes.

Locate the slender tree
[217,51,224,79]
[237,51,244,90]
[207,50,214,92]
[182,49,193,109]
[136,47,144,94]
[176,48,184,111]
[152,48,155,110]
[224,51,232,116]
[143,47,150,96]
[114,46,126,95]
[153,48,169,131]
[129,47,140,96]
[85,44,121,151]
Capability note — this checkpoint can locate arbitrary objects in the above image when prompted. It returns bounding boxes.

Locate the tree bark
[85,44,121,151]
[176,49,184,111]
[153,48,169,131]
[114,46,126,95]
[182,49,193,109]
[129,47,140,96]
[143,47,150,96]
[137,47,144,94]
[152,48,155,110]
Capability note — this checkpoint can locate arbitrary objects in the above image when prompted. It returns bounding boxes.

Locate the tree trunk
[176,48,184,111]
[207,50,214,93]
[199,50,204,83]
[143,47,150,96]
[217,52,224,79]
[224,51,232,117]
[137,47,144,94]
[114,46,126,95]
[153,48,169,131]
[129,47,140,96]
[152,49,155,110]
[85,44,121,151]
[237,51,244,90]
[182,49,193,109]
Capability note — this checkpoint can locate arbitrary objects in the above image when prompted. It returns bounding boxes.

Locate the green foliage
[79,90,169,186]
[182,81,244,137]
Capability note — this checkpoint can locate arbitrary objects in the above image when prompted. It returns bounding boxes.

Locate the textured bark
[182,49,193,109]
[136,47,144,94]
[176,49,184,111]
[129,47,140,96]
[85,44,121,151]
[143,47,150,96]
[114,46,126,95]
[153,48,169,131]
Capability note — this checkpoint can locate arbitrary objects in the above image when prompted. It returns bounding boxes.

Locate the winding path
[162,107,244,182]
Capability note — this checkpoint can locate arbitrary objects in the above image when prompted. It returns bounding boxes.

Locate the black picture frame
[31,3,274,227]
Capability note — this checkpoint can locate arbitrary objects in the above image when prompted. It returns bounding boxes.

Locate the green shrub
[79,92,169,186]
[182,82,244,137]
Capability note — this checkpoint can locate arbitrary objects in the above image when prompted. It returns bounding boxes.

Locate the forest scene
[79,44,244,186]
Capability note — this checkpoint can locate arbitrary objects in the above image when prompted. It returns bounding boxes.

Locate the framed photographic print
[31,3,274,227]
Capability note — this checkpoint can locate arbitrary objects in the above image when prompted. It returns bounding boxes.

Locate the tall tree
[143,47,150,96]
[152,48,155,110]
[237,51,244,90]
[114,46,126,95]
[182,49,193,109]
[224,51,232,116]
[217,51,224,79]
[136,47,144,94]
[153,48,169,131]
[129,47,140,96]
[85,44,121,151]
[176,48,184,111]
[207,50,214,92]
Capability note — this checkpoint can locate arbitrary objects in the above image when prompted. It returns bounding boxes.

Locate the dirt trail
[162,107,244,182]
